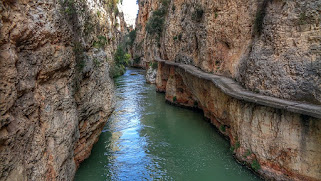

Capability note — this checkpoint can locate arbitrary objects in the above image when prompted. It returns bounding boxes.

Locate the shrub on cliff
[93,35,108,49]
[146,0,170,39]
[149,62,158,69]
[110,46,131,78]
[251,159,261,171]
[133,56,141,65]
[146,9,166,38]
[114,46,130,66]
[127,29,137,47]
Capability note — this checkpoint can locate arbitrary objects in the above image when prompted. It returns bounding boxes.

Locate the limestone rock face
[135,0,321,104]
[0,0,124,180]
[146,66,157,84]
[133,0,160,82]
[137,0,321,179]
[157,62,321,181]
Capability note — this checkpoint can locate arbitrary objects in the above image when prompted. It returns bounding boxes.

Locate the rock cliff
[0,0,125,180]
[156,58,321,181]
[135,0,321,104]
[135,0,321,180]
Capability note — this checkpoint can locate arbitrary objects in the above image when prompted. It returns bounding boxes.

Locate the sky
[120,0,139,27]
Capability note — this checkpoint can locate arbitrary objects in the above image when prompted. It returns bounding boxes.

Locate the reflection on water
[75,68,262,181]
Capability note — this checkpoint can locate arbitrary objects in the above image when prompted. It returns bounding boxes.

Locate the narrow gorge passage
[75,68,262,181]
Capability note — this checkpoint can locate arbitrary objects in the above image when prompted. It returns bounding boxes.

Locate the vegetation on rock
[220,125,226,132]
[251,159,261,171]
[127,29,137,47]
[150,62,158,69]
[173,96,177,102]
[110,46,131,78]
[146,0,170,39]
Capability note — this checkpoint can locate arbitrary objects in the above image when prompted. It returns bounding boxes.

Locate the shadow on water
[75,68,262,181]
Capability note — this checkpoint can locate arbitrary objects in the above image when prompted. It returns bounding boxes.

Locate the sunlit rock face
[132,0,160,83]
[0,0,126,180]
[135,0,321,104]
[157,62,321,181]
[138,0,321,179]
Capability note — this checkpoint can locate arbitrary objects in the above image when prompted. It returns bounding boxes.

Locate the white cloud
[120,0,138,27]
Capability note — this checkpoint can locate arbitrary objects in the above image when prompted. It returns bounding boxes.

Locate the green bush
[60,0,77,16]
[84,20,94,36]
[114,47,130,66]
[105,0,119,12]
[150,62,158,69]
[235,141,241,149]
[230,140,241,152]
[220,125,226,132]
[251,159,261,171]
[243,149,252,158]
[109,64,126,78]
[146,9,166,37]
[114,7,119,16]
[161,0,170,7]
[133,56,141,64]
[93,35,108,49]
[173,96,177,102]
[145,0,169,38]
[93,58,101,67]
[127,29,137,47]
[73,41,86,71]
[110,46,131,78]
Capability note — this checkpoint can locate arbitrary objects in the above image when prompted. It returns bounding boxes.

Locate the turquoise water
[75,68,262,181]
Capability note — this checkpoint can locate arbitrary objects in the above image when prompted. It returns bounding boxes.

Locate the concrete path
[155,58,321,119]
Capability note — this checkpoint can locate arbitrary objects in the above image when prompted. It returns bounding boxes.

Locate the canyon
[0,0,320,180]
[134,0,321,180]
[134,0,321,104]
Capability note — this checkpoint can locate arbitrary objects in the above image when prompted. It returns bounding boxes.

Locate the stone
[135,0,321,104]
[156,60,321,180]
[0,0,125,180]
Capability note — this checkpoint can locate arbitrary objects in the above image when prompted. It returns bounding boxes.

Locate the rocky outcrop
[133,0,160,82]
[156,58,321,181]
[0,0,124,180]
[135,0,321,177]
[135,1,321,178]
[146,66,157,84]
[135,0,321,104]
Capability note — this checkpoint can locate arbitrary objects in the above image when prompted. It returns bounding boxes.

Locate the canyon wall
[135,0,321,104]
[156,60,321,181]
[133,0,160,83]
[135,0,321,180]
[0,0,125,180]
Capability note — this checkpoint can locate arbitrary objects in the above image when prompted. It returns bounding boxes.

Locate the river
[75,68,262,181]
